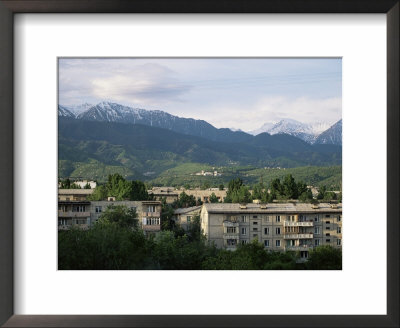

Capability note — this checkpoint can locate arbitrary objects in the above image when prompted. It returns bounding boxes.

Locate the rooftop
[58,189,94,195]
[203,202,342,214]
[174,206,202,215]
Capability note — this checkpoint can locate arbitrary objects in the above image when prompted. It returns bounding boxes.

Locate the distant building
[173,206,202,231]
[58,190,162,234]
[148,187,179,204]
[58,180,97,189]
[182,188,227,203]
[58,189,94,201]
[200,202,342,260]
[89,200,162,235]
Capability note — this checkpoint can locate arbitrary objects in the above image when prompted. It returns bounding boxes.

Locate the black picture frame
[0,1,398,327]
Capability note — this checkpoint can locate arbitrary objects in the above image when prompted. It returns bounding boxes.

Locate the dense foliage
[223,175,315,203]
[88,173,151,201]
[59,206,342,270]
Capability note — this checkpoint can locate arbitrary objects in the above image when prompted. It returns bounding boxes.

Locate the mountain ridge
[58,101,341,145]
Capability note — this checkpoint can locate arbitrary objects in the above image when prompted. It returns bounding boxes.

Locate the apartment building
[180,188,227,203]
[173,206,202,231]
[58,188,94,201]
[58,195,162,234]
[148,187,179,204]
[200,202,342,259]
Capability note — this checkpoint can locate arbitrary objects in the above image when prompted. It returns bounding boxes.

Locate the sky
[58,58,342,132]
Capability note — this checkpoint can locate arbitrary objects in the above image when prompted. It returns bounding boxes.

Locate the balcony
[144,211,161,217]
[143,224,161,232]
[284,221,313,227]
[285,245,313,251]
[223,234,239,240]
[58,211,90,218]
[283,233,313,239]
[223,221,239,227]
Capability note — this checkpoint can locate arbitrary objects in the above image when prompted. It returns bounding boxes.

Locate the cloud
[203,96,342,131]
[59,61,191,106]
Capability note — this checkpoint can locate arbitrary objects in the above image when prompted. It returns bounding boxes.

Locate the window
[146,218,160,225]
[314,226,320,234]
[241,227,247,235]
[326,233,330,236]
[337,239,341,246]
[325,214,330,218]
[253,221,258,225]
[241,215,247,223]
[264,216,270,222]
[130,206,136,211]
[275,240,281,247]
[337,216,342,222]
[275,227,281,235]
[337,227,341,233]
[241,240,248,245]
[148,205,156,212]
[253,227,258,231]
[326,221,331,224]
[253,215,258,219]
[227,227,237,234]
[227,239,237,246]
[326,239,331,242]
[95,206,102,213]
[314,217,319,222]
[253,234,258,238]
[264,240,270,247]
[276,215,281,222]
[264,227,269,235]
[72,205,85,212]
[326,226,330,230]
[187,216,191,223]
[314,239,320,246]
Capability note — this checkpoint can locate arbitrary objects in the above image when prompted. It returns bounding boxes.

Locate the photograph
[58,58,342,270]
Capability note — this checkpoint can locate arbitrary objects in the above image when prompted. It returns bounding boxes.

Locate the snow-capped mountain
[63,103,93,115]
[248,122,276,136]
[314,119,342,145]
[58,105,76,118]
[59,101,253,144]
[248,119,334,144]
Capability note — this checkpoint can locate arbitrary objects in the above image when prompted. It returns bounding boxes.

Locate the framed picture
[0,0,398,327]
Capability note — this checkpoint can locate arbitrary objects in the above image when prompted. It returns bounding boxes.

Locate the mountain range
[58,101,342,182]
[248,119,335,144]
[59,101,342,146]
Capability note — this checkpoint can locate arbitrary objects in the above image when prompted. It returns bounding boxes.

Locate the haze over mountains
[59,101,342,146]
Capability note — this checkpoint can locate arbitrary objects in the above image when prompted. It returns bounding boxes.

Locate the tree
[282,174,298,199]
[252,182,265,201]
[230,186,252,203]
[219,184,224,191]
[174,192,196,208]
[306,245,342,270]
[270,178,282,195]
[209,192,219,203]
[83,182,91,189]
[225,178,244,203]
[89,174,150,201]
[97,205,138,229]
[317,185,327,200]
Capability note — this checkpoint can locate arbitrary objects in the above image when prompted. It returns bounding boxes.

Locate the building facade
[148,187,179,204]
[58,192,162,234]
[200,202,342,259]
[173,206,202,231]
